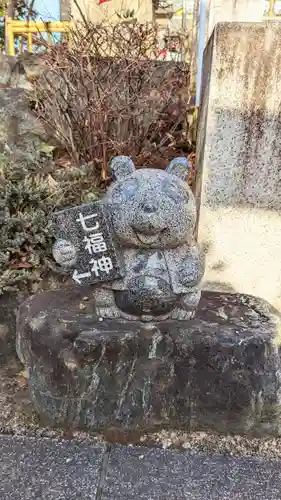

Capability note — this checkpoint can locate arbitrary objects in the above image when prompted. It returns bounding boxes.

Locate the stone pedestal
[16,287,281,436]
[196,22,281,312]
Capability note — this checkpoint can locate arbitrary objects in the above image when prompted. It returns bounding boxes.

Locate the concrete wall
[70,0,153,24]
[207,0,265,37]
[196,22,281,311]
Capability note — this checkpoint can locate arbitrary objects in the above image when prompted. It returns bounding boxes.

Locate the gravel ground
[3,355,281,458]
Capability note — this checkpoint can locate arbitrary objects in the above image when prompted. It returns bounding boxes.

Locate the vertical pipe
[268,0,275,16]
[195,0,207,106]
[181,0,187,62]
[7,20,15,55]
[5,0,15,53]
[27,31,32,52]
[190,0,200,94]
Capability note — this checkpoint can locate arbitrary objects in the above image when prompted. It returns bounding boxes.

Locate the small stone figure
[52,156,204,322]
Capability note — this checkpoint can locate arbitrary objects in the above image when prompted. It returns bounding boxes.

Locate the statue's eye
[112,178,138,203]
[162,181,188,202]
[123,179,138,198]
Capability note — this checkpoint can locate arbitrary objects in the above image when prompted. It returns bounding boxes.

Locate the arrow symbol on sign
[72,270,91,285]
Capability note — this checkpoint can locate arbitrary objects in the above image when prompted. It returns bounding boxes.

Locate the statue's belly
[114,275,177,317]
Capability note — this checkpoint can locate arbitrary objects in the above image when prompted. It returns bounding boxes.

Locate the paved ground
[0,435,280,499]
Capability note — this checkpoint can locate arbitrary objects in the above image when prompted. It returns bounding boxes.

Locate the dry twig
[32,21,190,180]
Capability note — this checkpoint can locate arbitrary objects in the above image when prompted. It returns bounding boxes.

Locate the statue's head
[105,156,196,249]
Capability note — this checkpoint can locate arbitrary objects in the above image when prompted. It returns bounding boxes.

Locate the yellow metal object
[264,0,281,17]
[268,0,276,16]
[27,31,32,52]
[174,7,184,16]
[5,1,280,57]
[6,19,73,56]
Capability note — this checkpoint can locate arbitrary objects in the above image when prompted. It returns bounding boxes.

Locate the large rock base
[16,288,281,436]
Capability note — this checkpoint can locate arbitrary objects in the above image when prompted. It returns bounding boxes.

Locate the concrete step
[0,435,280,499]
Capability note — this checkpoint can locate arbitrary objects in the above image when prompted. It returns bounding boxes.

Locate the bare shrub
[32,21,190,179]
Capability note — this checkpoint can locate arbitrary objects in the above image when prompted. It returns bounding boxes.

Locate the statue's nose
[140,201,158,214]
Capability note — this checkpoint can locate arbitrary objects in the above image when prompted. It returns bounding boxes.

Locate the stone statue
[52,156,204,322]
[16,156,281,436]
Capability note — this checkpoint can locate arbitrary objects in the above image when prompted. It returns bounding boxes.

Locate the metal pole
[5,0,15,53]
[268,0,275,16]
[195,0,207,106]
[181,0,187,62]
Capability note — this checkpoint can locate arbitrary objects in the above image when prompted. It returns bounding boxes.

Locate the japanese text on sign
[76,210,113,278]
[51,201,123,286]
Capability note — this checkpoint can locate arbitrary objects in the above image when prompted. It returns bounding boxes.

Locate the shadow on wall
[200,239,236,293]
[196,22,281,213]
[193,22,281,311]
[195,103,281,310]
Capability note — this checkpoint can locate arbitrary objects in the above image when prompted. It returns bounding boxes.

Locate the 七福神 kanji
[50,201,123,286]
[76,212,99,232]
[90,255,113,277]
[84,232,107,255]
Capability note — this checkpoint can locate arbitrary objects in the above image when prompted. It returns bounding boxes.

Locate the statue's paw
[97,305,121,319]
[170,308,193,320]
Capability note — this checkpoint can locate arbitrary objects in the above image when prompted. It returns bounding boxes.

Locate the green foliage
[116,9,136,20]
[0,150,102,295]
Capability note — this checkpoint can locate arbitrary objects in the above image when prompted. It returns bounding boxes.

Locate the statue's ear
[109,156,135,181]
[166,157,191,181]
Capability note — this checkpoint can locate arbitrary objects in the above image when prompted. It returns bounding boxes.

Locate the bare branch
[32,21,190,179]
